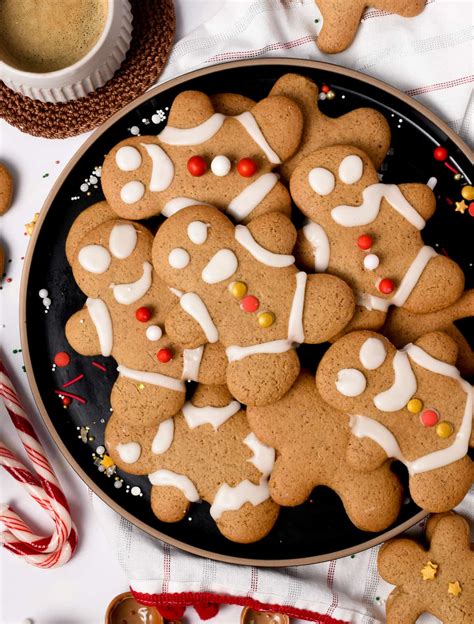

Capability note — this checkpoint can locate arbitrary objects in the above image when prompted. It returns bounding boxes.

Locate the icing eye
[115,146,142,171]
[120,180,145,204]
[109,223,137,259]
[308,167,335,196]
[338,155,364,184]
[202,249,238,284]
[211,155,232,177]
[168,248,190,269]
[78,244,111,274]
[187,221,209,244]
[336,368,366,397]
[359,338,386,370]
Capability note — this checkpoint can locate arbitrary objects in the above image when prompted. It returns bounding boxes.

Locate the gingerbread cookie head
[291,145,464,316]
[101,90,303,223]
[316,330,474,512]
[105,383,279,543]
[378,512,473,624]
[152,204,355,406]
[315,1,425,54]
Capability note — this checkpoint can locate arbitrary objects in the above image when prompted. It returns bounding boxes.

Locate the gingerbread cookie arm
[346,435,389,471]
[165,300,212,349]
[65,308,102,356]
[397,183,436,222]
[413,331,459,366]
[210,93,256,116]
[378,538,426,584]
[316,0,365,54]
[245,211,297,255]
[217,499,279,544]
[151,484,191,523]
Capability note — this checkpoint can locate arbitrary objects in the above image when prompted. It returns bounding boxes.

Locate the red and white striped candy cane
[0,360,78,568]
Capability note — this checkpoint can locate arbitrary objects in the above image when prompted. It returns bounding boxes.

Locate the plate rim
[21,57,470,567]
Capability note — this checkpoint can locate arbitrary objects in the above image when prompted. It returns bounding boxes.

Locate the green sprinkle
[42,173,49,178]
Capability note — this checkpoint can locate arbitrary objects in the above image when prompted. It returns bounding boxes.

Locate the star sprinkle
[455,200,468,214]
[25,212,40,236]
[448,581,462,596]
[421,561,438,580]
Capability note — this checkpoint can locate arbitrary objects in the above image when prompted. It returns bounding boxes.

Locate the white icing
[210,480,270,520]
[373,350,417,411]
[162,197,211,218]
[201,249,238,283]
[336,369,366,397]
[226,173,278,221]
[235,225,294,267]
[168,248,190,269]
[116,442,141,464]
[78,245,111,274]
[302,220,330,272]
[148,469,200,502]
[151,419,174,454]
[180,293,218,343]
[211,155,231,177]
[109,223,137,259]
[181,346,204,381]
[331,183,426,229]
[182,400,241,430]
[85,297,113,356]
[234,111,281,164]
[226,271,307,361]
[338,155,364,184]
[359,338,386,370]
[358,246,438,312]
[244,432,275,475]
[187,221,209,245]
[140,143,174,192]
[427,177,437,190]
[363,254,379,271]
[117,364,185,392]
[308,167,335,196]
[112,262,153,304]
[169,287,184,298]
[115,146,142,171]
[158,113,226,145]
[146,325,162,341]
[120,180,145,204]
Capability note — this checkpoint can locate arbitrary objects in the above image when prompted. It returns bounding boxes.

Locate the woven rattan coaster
[0,0,175,139]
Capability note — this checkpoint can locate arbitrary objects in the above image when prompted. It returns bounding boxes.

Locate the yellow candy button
[229,281,247,299]
[436,421,453,439]
[461,185,474,201]
[258,312,275,328]
[407,398,423,414]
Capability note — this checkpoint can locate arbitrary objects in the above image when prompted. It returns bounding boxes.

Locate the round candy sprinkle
[321,84,330,93]
[257,312,275,328]
[407,398,423,414]
[240,295,259,312]
[436,421,453,438]
[237,158,257,177]
[420,409,439,427]
[433,146,448,161]
[469,203,474,217]
[62,396,71,407]
[54,352,70,367]
[187,155,208,177]
[326,90,336,100]
[135,306,152,322]
[229,281,247,299]
[378,278,395,294]
[38,288,48,298]
[357,234,373,250]
[96,445,105,455]
[131,486,141,496]
[146,325,162,341]
[157,348,173,363]
[211,155,232,177]
[461,185,474,201]
[42,297,52,307]
[363,254,379,270]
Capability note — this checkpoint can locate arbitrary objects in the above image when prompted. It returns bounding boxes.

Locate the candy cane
[0,360,78,568]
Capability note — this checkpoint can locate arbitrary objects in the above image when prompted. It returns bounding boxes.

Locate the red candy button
[469,202,474,217]
[379,278,395,294]
[321,84,330,94]
[420,409,439,427]
[135,306,151,322]
[62,396,72,407]
[187,155,208,176]
[240,295,260,312]
[54,351,70,367]
[237,158,258,177]
[357,234,373,250]
[433,146,448,161]
[157,348,173,363]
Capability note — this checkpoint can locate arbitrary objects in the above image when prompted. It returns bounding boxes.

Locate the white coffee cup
[0,0,133,103]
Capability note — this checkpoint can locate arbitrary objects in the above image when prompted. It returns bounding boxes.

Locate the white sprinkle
[318,93,326,101]
[96,445,105,455]
[80,183,89,192]
[39,288,48,298]
[131,486,141,496]
[98,464,106,472]
[89,175,98,184]
[114,480,123,489]
[42,297,51,307]
[130,126,140,135]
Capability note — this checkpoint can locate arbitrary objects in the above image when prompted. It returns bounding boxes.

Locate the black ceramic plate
[21,60,473,566]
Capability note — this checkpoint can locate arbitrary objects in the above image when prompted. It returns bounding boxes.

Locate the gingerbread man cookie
[317,330,474,512]
[291,145,465,331]
[105,383,279,543]
[247,372,403,531]
[101,90,303,223]
[315,0,425,54]
[378,512,473,624]
[269,73,391,179]
[152,205,355,406]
